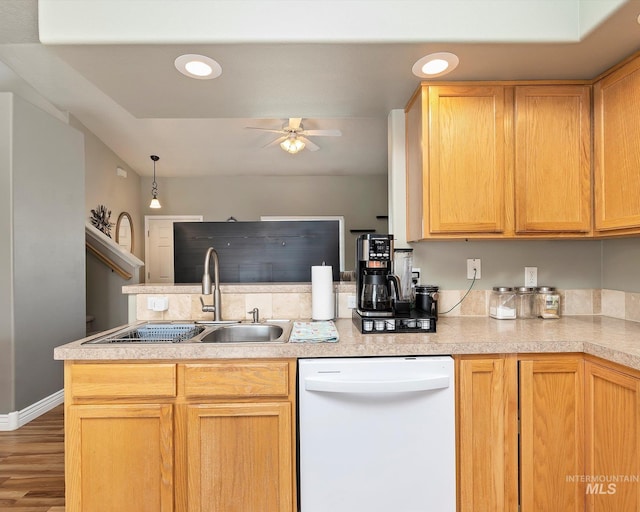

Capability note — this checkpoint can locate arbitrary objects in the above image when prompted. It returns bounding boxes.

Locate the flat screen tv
[173,220,340,283]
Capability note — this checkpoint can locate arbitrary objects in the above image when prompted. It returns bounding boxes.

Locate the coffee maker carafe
[360,269,399,312]
[356,234,401,317]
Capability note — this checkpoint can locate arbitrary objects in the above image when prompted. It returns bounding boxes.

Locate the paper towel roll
[311,265,335,320]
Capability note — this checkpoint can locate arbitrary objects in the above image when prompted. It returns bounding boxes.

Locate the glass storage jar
[489,287,516,319]
[515,286,536,319]
[536,286,561,319]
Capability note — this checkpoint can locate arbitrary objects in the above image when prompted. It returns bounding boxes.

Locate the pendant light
[149,155,161,209]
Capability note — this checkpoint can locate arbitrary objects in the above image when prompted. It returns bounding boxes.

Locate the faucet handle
[248,307,260,323]
[200,296,216,313]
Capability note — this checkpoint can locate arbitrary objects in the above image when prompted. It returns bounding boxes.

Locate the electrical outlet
[525,266,538,287]
[467,258,481,279]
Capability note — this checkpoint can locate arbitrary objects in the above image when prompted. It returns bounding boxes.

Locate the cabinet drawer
[69,363,177,398]
[183,361,290,398]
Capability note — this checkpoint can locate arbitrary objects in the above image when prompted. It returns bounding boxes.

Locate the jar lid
[416,285,439,293]
[493,286,513,292]
[536,286,556,292]
[515,286,535,293]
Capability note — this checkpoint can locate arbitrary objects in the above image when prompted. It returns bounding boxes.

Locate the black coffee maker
[355,234,403,317]
[353,233,436,334]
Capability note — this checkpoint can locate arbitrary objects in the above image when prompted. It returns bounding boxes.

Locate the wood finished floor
[0,405,65,511]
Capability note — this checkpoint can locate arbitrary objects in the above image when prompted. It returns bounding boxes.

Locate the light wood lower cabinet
[183,402,293,512]
[456,355,518,511]
[585,360,640,511]
[519,356,585,512]
[66,403,174,512]
[457,354,589,512]
[64,359,296,512]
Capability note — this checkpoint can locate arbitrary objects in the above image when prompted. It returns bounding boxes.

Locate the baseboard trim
[0,389,64,431]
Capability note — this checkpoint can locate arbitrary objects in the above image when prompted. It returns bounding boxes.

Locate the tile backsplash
[129,284,640,323]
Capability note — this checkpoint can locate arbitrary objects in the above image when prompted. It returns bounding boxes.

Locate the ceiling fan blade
[299,136,320,151]
[245,126,286,134]
[288,117,302,130]
[263,135,287,148]
[302,129,342,137]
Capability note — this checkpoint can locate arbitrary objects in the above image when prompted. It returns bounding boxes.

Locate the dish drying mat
[290,321,339,343]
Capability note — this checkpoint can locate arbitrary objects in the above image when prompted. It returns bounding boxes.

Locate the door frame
[144,215,203,283]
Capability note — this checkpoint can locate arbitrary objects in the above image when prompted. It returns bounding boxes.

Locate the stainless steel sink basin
[199,323,287,343]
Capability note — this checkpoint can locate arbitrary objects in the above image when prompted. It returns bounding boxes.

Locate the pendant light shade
[149,155,161,208]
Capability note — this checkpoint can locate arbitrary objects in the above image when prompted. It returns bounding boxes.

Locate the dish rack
[97,323,205,344]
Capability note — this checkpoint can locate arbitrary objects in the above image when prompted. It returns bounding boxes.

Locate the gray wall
[411,239,603,290]
[140,174,389,271]
[602,238,640,293]
[73,119,143,332]
[0,95,14,412]
[1,93,86,412]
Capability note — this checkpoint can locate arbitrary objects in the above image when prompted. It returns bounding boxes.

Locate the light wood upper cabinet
[406,82,592,240]
[585,360,640,511]
[428,85,509,234]
[594,55,640,235]
[514,85,592,234]
[406,84,511,239]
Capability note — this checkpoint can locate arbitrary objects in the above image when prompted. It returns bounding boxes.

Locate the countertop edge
[54,316,640,372]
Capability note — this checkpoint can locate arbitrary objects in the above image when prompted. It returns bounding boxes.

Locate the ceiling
[1,0,640,178]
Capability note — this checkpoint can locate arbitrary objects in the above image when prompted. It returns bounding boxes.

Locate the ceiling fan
[245,118,342,154]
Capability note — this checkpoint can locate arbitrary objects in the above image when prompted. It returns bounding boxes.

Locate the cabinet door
[457,356,518,512]
[519,358,584,512]
[184,402,294,512]
[594,56,640,234]
[66,404,174,512]
[428,85,508,234]
[585,362,640,511]
[514,85,591,234]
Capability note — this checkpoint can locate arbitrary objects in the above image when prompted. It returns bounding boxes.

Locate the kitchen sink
[199,323,287,343]
[83,320,291,345]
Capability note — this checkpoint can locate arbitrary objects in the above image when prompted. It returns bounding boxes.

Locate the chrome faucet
[200,247,222,321]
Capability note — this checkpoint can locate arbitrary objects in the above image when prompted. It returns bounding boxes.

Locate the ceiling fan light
[280,137,305,154]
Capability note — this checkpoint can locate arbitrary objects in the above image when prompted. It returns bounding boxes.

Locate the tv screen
[173,220,340,283]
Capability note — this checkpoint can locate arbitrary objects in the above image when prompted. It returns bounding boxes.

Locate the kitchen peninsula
[56,306,640,512]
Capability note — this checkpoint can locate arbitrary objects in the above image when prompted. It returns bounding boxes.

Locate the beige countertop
[54,315,640,371]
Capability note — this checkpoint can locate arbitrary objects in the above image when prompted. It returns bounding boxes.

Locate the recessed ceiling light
[412,52,459,78]
[174,54,222,80]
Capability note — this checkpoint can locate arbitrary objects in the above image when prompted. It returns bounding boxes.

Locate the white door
[145,215,202,283]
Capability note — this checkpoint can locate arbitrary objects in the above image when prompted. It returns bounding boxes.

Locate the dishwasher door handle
[304,375,450,393]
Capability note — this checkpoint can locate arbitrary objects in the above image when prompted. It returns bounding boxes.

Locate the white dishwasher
[298,356,455,512]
